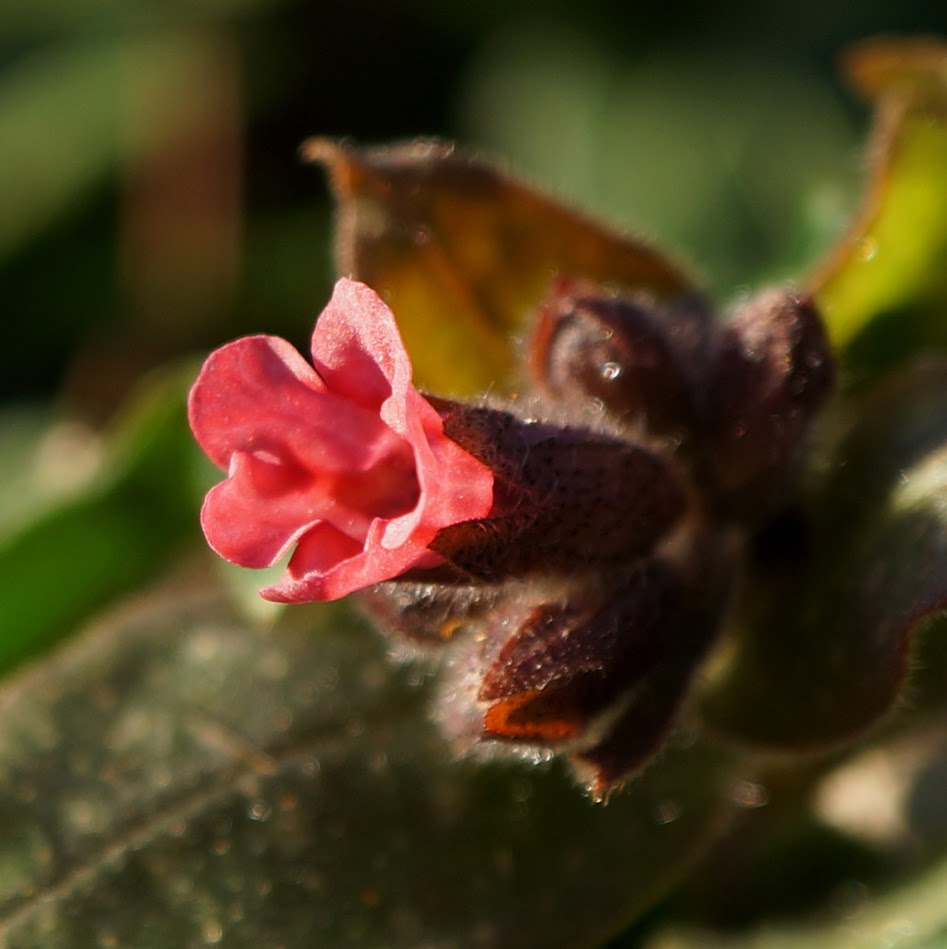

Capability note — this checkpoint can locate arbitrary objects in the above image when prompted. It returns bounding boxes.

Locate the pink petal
[188,334,409,474]
[309,278,412,414]
[262,521,444,603]
[199,451,323,568]
[308,279,495,552]
[289,522,366,574]
[381,389,495,549]
[418,406,496,529]
[189,335,324,470]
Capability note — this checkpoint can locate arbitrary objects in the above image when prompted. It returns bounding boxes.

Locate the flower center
[241,425,422,546]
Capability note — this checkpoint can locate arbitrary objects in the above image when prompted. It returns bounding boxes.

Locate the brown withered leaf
[809,38,947,367]
[305,139,701,396]
[843,36,947,107]
[703,361,947,750]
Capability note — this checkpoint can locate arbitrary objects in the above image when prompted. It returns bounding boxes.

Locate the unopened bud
[477,562,676,743]
[530,278,705,438]
[703,290,834,509]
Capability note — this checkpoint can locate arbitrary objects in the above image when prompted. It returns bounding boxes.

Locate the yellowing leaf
[810,38,947,356]
[307,139,701,396]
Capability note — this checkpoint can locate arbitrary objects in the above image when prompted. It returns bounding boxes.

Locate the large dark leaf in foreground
[0,589,736,948]
[307,139,702,396]
[704,362,947,749]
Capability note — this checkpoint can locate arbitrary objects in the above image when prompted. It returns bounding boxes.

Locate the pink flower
[188,278,495,602]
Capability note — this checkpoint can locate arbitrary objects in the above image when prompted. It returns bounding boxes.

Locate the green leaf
[0,364,200,674]
[703,361,947,750]
[307,139,703,396]
[810,39,947,371]
[0,590,737,948]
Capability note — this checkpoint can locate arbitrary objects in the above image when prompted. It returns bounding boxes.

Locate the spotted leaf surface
[0,589,737,948]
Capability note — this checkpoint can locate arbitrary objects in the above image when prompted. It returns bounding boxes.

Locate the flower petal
[309,278,412,414]
[199,452,321,568]
[262,521,443,602]
[311,280,495,550]
[189,335,325,470]
[382,390,494,550]
[189,334,409,473]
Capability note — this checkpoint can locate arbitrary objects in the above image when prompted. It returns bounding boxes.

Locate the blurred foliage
[5,2,947,948]
[0,364,200,672]
[703,362,947,749]
[0,593,738,948]
[3,0,947,407]
[812,38,947,380]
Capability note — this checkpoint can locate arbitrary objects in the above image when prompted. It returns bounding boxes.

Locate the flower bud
[426,400,689,581]
[573,533,734,798]
[477,562,676,743]
[529,278,706,438]
[422,541,732,798]
[702,289,835,511]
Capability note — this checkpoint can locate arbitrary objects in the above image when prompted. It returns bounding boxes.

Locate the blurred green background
[4,0,947,419]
